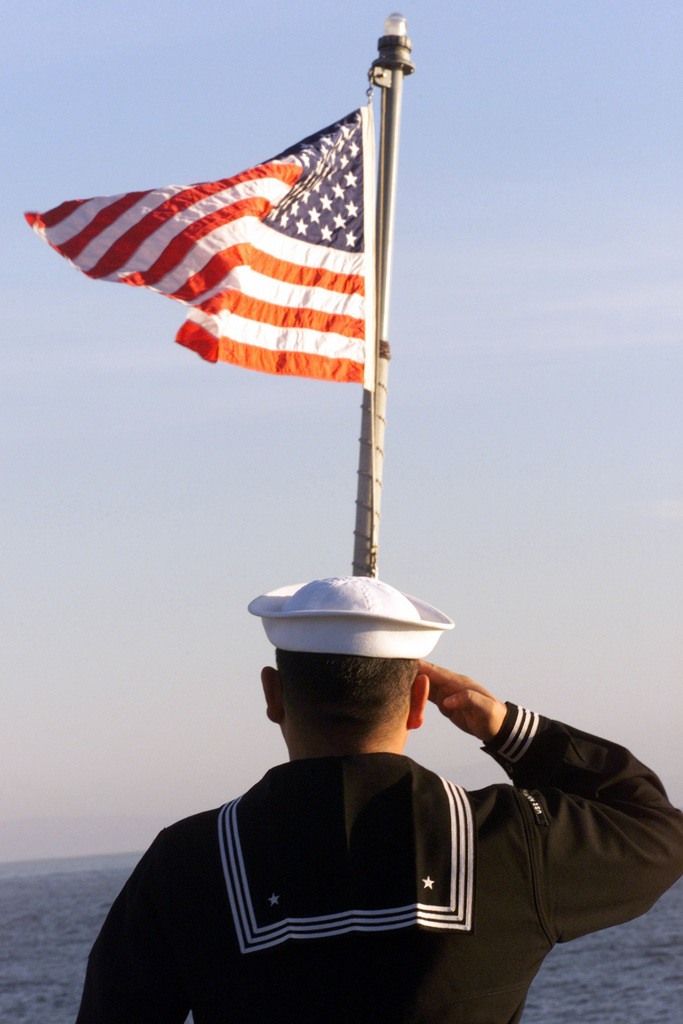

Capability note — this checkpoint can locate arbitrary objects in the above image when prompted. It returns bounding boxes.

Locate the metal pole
[352,14,414,577]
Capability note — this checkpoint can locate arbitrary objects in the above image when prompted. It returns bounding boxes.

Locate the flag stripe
[175,264,364,322]
[166,244,364,305]
[31,190,165,248]
[84,165,302,281]
[200,289,363,339]
[244,218,366,278]
[101,197,272,285]
[34,164,300,278]
[183,304,364,362]
[249,247,364,296]
[176,322,363,383]
[57,190,157,261]
[110,178,296,284]
[25,199,87,233]
[81,183,289,284]
[151,218,365,301]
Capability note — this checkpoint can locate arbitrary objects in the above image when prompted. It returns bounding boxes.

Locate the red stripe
[57,190,155,262]
[84,164,299,284]
[117,197,273,290]
[167,242,364,304]
[176,321,363,383]
[251,248,364,297]
[198,289,364,340]
[51,164,299,284]
[25,199,87,232]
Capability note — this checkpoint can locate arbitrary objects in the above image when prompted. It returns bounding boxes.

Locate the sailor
[76,576,683,1024]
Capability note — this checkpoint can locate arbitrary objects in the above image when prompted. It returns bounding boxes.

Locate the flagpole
[352,13,414,577]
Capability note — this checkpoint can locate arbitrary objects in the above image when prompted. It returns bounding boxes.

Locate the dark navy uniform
[76,704,683,1024]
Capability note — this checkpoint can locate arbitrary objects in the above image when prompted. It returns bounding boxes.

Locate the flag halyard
[26,108,376,389]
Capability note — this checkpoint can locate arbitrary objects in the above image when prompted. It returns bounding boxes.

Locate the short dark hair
[274,649,418,736]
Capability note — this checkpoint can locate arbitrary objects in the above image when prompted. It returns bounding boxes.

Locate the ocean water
[0,853,681,1023]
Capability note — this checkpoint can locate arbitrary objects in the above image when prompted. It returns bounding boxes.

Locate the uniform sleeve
[484,703,683,943]
[76,833,191,1024]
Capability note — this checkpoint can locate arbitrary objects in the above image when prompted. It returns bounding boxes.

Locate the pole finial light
[384,12,408,36]
[372,12,414,78]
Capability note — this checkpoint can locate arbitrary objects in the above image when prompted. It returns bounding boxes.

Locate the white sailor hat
[248,576,454,658]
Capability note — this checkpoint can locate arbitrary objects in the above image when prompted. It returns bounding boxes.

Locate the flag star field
[267,109,365,254]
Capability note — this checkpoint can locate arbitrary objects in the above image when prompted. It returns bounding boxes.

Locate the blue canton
[266,110,364,254]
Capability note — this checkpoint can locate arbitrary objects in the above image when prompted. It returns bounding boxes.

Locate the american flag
[26,108,376,388]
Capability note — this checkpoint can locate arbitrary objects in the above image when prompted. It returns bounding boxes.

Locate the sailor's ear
[407,673,430,731]
[261,666,285,724]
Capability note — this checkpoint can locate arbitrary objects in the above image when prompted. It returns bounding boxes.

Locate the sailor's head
[249,576,453,752]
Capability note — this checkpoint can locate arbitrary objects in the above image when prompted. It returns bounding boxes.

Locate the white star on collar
[422,876,435,889]
[268,893,280,906]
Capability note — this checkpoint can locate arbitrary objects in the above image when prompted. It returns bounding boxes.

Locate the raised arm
[420,660,683,943]
[419,660,507,742]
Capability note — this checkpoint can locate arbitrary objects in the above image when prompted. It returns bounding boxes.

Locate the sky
[3,0,682,862]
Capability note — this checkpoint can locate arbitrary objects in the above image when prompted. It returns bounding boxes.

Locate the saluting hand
[418,661,507,743]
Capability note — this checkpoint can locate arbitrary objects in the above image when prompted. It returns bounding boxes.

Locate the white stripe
[74,177,293,274]
[185,306,365,363]
[243,218,365,276]
[189,264,365,316]
[217,800,249,953]
[498,707,540,762]
[455,782,475,925]
[506,709,533,760]
[231,801,261,938]
[238,907,470,953]
[234,905,473,954]
[509,712,539,761]
[225,800,254,951]
[442,778,458,911]
[41,174,292,271]
[96,179,295,281]
[238,914,434,954]
[507,710,539,760]
[498,706,525,760]
[114,215,364,298]
[41,189,165,247]
[181,265,365,320]
[359,103,376,391]
[248,904,435,935]
[442,780,475,926]
[125,216,264,294]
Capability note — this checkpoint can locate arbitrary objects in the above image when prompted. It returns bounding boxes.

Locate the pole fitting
[372,32,414,77]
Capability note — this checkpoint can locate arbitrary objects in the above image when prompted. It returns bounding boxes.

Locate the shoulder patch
[520,788,548,826]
